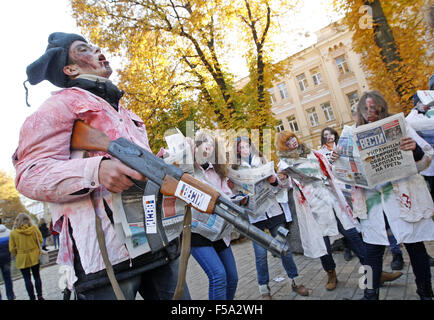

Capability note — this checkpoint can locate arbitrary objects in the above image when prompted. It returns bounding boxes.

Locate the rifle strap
[172,206,192,300]
[91,192,126,300]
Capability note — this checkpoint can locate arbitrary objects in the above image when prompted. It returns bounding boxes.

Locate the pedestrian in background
[49,220,59,250]
[38,218,50,251]
[9,213,45,300]
[0,217,15,300]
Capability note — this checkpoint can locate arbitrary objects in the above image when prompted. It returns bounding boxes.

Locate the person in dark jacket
[38,218,50,251]
[0,218,15,300]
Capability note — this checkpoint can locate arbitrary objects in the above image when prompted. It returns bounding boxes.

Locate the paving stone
[1,239,432,300]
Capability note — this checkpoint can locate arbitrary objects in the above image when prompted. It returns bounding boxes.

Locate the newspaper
[333,113,417,188]
[227,161,276,217]
[111,188,185,259]
[163,128,194,174]
[279,164,323,185]
[417,90,434,107]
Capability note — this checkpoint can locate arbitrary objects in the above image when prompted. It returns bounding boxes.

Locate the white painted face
[323,130,335,144]
[195,134,215,164]
[238,140,251,158]
[66,40,112,78]
[286,136,298,150]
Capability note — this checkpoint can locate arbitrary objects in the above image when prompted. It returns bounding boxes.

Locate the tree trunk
[368,0,415,100]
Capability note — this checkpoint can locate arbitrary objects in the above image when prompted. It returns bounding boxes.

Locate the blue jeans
[320,215,366,271]
[20,264,42,300]
[191,245,238,300]
[52,234,60,249]
[78,257,191,300]
[0,262,14,300]
[387,230,402,255]
[252,222,299,285]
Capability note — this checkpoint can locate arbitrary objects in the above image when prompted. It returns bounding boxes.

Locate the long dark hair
[320,127,339,146]
[355,90,390,127]
[231,136,264,170]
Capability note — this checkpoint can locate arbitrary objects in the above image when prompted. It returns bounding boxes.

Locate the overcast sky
[0,0,339,176]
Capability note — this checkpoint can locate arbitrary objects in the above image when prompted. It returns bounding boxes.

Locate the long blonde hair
[194,130,228,180]
[13,213,34,229]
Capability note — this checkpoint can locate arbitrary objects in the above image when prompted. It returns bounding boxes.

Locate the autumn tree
[333,0,433,114]
[70,0,297,153]
[0,171,29,229]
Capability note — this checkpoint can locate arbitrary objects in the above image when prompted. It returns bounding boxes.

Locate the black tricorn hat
[26,32,87,88]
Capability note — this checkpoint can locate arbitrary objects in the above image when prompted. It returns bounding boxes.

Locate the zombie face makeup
[67,41,112,78]
[195,134,215,164]
[360,97,381,123]
[238,140,251,159]
[286,136,299,150]
[323,130,335,144]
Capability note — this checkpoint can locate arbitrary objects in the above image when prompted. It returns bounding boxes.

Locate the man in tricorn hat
[13,32,190,300]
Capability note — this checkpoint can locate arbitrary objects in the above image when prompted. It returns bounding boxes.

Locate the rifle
[71,120,289,257]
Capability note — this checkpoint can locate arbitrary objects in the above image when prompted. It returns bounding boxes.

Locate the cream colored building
[267,22,370,149]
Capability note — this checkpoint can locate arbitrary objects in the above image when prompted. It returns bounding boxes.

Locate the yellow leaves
[334,0,432,115]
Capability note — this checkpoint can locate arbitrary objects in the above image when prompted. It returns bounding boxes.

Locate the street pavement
[1,239,433,300]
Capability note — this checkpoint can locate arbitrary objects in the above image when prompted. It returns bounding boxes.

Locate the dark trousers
[365,241,431,290]
[0,262,14,300]
[20,264,42,300]
[424,175,434,201]
[320,215,366,271]
[364,213,432,292]
[77,257,190,300]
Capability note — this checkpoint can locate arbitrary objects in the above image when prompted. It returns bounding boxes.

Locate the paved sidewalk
[1,240,433,300]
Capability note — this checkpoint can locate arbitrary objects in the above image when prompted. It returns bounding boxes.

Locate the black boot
[416,283,433,300]
[360,288,379,300]
[390,253,404,270]
[344,248,353,262]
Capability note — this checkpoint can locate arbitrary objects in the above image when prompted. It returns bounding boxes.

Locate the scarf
[67,74,124,111]
[277,143,311,160]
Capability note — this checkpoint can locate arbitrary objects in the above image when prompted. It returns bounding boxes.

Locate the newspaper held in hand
[227,162,276,218]
[332,113,418,188]
[417,90,434,107]
[163,128,194,174]
[279,165,322,185]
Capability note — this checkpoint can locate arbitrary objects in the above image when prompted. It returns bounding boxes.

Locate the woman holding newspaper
[185,131,239,300]
[274,130,378,292]
[331,90,434,300]
[228,136,308,299]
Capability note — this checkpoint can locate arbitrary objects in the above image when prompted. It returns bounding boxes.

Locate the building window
[347,91,360,113]
[287,114,299,132]
[335,55,350,74]
[321,102,335,122]
[275,120,284,132]
[306,107,319,127]
[296,73,309,92]
[310,68,323,86]
[277,82,289,100]
[268,88,276,104]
